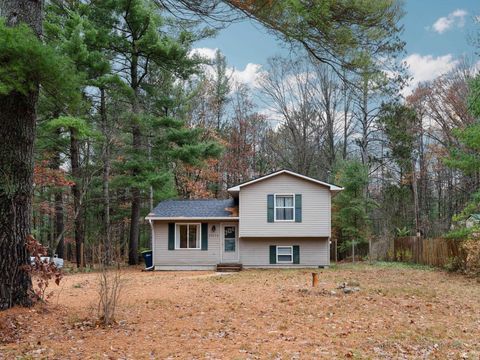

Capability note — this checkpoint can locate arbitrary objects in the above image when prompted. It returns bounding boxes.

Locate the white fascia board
[145,216,239,221]
[227,169,344,192]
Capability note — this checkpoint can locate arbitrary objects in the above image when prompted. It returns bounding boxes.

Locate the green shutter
[295,194,302,222]
[269,245,276,264]
[168,223,175,250]
[201,223,208,251]
[267,194,274,222]
[293,245,300,264]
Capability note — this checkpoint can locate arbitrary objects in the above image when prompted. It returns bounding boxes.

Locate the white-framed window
[274,194,295,221]
[277,246,293,263]
[175,223,200,249]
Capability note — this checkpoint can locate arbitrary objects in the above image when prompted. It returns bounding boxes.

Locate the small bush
[463,233,480,276]
[94,246,123,326]
[444,256,464,273]
[395,227,410,237]
[23,235,63,303]
[445,227,472,240]
[97,266,122,325]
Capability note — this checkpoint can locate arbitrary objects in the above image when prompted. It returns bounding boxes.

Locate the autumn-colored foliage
[463,233,480,276]
[34,160,74,188]
[176,159,220,199]
[23,235,63,303]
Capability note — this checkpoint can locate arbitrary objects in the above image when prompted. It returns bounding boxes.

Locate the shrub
[445,227,473,240]
[462,233,480,276]
[97,266,122,325]
[395,227,410,237]
[94,245,123,326]
[444,256,464,272]
[24,235,63,303]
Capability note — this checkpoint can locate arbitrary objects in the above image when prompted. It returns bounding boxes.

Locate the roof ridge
[163,198,233,202]
[227,169,343,191]
[148,197,236,219]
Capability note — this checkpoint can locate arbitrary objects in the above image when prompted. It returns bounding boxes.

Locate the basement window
[277,246,293,263]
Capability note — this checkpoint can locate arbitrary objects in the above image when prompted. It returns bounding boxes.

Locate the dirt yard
[1,263,479,359]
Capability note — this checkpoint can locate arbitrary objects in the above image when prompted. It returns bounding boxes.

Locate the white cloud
[229,63,264,89]
[189,47,218,61]
[475,60,480,74]
[402,53,460,95]
[432,9,468,34]
[190,47,264,89]
[258,107,284,127]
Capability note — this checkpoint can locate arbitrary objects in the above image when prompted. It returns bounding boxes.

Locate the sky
[194,0,480,95]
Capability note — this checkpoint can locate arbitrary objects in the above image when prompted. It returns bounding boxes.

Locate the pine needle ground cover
[1,264,479,359]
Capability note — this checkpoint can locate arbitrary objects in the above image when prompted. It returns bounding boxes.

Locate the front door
[222,224,239,263]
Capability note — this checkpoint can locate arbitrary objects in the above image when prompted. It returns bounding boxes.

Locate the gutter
[145,216,239,221]
[145,219,155,271]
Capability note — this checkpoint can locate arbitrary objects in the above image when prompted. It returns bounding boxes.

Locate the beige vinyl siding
[153,220,228,266]
[239,173,331,237]
[240,237,329,267]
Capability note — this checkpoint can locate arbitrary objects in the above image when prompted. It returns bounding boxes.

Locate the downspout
[144,219,155,271]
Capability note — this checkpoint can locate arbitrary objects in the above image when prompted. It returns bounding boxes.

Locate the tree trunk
[412,158,420,237]
[128,53,141,266]
[129,141,141,265]
[70,128,85,268]
[352,240,355,263]
[360,81,369,166]
[147,134,153,211]
[54,191,64,258]
[0,0,43,310]
[342,73,349,160]
[418,118,427,235]
[51,133,64,258]
[100,88,112,265]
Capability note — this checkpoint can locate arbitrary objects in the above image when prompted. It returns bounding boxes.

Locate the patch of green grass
[372,261,435,271]
[326,262,366,271]
[328,261,435,271]
[325,261,438,271]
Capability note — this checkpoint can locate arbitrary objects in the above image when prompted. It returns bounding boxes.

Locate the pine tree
[0,4,41,307]
[0,1,77,309]
[443,76,480,221]
[78,0,222,264]
[333,160,377,260]
[40,1,110,266]
[378,102,420,234]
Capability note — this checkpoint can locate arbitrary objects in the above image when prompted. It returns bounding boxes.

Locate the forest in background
[1,0,479,303]
[23,1,480,270]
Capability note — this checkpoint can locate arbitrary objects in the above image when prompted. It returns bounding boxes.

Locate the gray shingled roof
[149,199,237,218]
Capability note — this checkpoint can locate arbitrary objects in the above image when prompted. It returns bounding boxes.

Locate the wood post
[312,272,319,287]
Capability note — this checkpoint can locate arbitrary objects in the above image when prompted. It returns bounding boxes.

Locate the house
[466,213,480,228]
[145,170,343,270]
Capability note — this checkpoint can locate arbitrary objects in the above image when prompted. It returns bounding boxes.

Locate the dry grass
[1,263,479,359]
